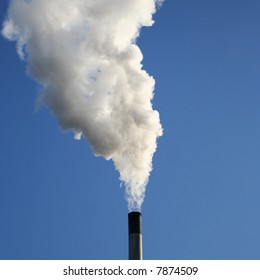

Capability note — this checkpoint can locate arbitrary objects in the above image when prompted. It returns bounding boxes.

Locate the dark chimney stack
[128,211,142,260]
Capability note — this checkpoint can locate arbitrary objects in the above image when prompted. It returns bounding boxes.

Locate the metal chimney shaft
[128,211,142,260]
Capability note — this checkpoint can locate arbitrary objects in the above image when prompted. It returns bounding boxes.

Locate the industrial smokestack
[128,211,142,260]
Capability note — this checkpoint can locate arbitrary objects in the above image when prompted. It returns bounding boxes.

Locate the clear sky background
[1,0,260,260]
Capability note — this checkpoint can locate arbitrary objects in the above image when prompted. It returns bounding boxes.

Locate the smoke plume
[2,0,163,211]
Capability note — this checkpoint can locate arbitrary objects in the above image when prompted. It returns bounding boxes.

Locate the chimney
[128,211,142,260]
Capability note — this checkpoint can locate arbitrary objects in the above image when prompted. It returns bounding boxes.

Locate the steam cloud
[2,0,163,211]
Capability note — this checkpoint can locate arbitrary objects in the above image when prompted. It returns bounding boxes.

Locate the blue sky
[1,0,260,260]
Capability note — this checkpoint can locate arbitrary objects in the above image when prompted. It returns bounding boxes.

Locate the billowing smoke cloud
[2,0,163,211]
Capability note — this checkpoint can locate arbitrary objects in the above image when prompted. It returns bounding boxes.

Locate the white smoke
[2,0,163,211]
